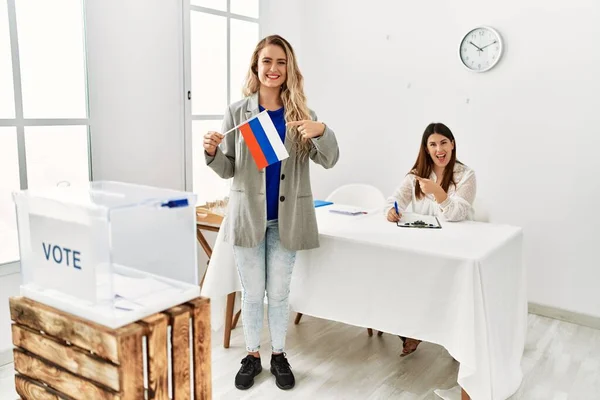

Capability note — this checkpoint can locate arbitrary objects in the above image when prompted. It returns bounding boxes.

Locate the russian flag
[239,111,289,170]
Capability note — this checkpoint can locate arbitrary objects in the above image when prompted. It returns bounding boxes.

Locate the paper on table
[328,205,367,215]
[115,288,185,311]
[113,273,183,303]
[114,295,144,311]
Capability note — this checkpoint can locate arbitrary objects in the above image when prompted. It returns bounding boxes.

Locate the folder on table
[314,200,333,208]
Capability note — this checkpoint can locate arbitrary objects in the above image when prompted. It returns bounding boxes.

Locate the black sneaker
[235,355,262,390]
[270,353,295,390]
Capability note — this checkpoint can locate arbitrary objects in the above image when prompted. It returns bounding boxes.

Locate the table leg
[196,224,241,348]
[196,228,213,258]
[461,388,470,400]
[224,292,236,348]
[197,228,213,287]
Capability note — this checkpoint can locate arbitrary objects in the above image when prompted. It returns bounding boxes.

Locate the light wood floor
[2,313,599,399]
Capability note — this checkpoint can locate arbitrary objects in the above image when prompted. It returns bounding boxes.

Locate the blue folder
[314,200,333,208]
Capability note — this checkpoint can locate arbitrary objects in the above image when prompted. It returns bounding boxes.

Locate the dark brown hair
[410,122,461,199]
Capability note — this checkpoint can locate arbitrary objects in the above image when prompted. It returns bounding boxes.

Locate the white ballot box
[12,181,200,329]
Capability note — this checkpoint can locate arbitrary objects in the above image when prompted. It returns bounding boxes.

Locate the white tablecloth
[201,208,527,400]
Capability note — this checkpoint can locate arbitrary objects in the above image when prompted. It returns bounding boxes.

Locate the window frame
[184,0,260,193]
[0,0,92,268]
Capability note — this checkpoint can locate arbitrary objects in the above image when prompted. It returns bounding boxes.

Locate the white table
[201,208,527,399]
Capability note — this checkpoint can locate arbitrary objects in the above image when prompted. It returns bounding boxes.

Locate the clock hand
[480,40,498,50]
[469,41,484,52]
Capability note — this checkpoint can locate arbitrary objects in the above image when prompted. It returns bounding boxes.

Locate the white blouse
[385,163,477,222]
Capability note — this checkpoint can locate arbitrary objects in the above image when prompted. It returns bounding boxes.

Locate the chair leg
[367,328,373,337]
[232,310,241,329]
[377,331,384,337]
[461,388,471,400]
[294,312,303,325]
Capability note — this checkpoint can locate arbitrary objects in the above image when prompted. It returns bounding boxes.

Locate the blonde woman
[203,35,339,391]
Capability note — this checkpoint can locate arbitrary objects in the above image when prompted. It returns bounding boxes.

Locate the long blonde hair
[242,35,312,160]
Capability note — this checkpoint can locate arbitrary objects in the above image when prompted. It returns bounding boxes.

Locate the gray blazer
[205,93,340,251]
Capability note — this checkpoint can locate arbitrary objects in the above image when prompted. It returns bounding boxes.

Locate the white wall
[85,0,188,190]
[259,1,305,59]
[262,0,600,317]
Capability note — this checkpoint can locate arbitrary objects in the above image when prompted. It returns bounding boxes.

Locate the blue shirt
[260,105,286,221]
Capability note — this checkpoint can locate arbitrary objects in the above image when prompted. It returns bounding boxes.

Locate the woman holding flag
[203,34,339,391]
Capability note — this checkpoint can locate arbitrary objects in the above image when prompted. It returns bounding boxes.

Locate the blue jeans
[233,219,296,353]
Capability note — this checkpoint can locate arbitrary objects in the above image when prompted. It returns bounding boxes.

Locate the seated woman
[385,122,477,356]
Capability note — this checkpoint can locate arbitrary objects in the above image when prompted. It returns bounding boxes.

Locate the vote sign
[29,214,97,303]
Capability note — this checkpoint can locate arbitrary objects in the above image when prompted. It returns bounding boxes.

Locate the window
[0,128,20,264]
[0,0,15,118]
[190,0,259,205]
[0,0,90,266]
[15,0,87,118]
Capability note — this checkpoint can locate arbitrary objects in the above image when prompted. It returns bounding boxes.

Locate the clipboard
[396,213,442,229]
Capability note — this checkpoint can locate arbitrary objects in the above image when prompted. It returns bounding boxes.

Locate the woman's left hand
[287,120,325,139]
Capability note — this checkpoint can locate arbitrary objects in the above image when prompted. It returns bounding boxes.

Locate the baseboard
[0,347,12,366]
[529,302,600,330]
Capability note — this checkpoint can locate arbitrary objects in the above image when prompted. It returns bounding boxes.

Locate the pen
[394,201,399,215]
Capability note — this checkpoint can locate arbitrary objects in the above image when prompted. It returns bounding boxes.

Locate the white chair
[325,183,386,210]
[472,198,490,222]
[294,183,386,336]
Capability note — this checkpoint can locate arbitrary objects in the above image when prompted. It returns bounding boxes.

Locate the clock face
[459,27,503,72]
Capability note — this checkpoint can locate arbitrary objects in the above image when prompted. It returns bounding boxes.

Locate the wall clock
[459,26,503,72]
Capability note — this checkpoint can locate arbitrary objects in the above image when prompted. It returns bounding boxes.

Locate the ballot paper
[328,205,367,215]
[113,272,184,310]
